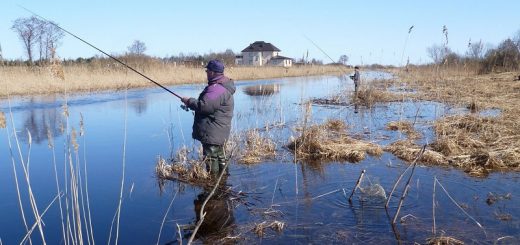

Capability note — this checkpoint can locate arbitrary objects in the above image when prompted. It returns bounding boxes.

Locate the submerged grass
[287,119,383,162]
[386,120,421,139]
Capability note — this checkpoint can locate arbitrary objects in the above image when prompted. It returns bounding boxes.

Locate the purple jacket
[186,76,235,145]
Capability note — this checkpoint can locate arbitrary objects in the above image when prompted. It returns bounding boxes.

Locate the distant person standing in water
[350,66,361,93]
[181,60,236,176]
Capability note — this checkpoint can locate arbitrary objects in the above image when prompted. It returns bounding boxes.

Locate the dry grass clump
[253,220,285,237]
[287,119,382,162]
[426,236,464,245]
[386,121,421,139]
[352,86,402,107]
[155,147,210,184]
[239,129,277,164]
[384,140,447,166]
[430,114,520,175]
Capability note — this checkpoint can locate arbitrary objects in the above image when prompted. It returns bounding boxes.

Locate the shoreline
[0,65,349,98]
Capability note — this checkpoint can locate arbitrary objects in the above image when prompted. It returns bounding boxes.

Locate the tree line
[426,29,520,73]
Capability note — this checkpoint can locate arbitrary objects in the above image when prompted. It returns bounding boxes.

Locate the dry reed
[0,65,345,97]
[352,86,402,107]
[287,119,383,162]
[387,67,520,175]
[155,147,210,185]
[238,129,276,164]
[253,220,285,237]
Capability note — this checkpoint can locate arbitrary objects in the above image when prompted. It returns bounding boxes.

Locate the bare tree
[338,54,349,65]
[427,44,452,64]
[41,21,64,60]
[11,16,41,63]
[128,40,147,56]
[466,39,484,60]
[513,29,520,52]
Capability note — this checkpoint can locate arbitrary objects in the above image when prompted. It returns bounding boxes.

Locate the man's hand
[181,97,190,105]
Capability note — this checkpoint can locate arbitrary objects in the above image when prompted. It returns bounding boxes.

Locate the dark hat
[354,66,359,69]
[205,60,225,73]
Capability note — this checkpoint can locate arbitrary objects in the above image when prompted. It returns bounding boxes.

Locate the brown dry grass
[238,129,277,164]
[389,67,520,175]
[426,236,464,245]
[155,147,210,185]
[384,140,447,166]
[287,119,383,162]
[352,85,402,107]
[0,64,346,97]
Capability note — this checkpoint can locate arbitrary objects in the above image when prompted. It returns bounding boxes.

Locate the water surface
[0,72,518,244]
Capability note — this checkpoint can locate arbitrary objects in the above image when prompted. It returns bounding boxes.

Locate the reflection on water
[193,189,235,241]
[17,100,64,144]
[0,72,519,244]
[243,84,280,96]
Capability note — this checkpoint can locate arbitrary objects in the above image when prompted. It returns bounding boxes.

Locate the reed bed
[0,64,346,97]
[287,119,383,162]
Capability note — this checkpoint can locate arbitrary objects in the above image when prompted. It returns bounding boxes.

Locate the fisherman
[349,66,361,93]
[181,60,236,175]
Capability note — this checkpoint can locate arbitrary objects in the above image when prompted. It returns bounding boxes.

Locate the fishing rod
[303,35,350,74]
[19,5,183,100]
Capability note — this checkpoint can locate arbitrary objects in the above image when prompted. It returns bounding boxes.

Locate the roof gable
[242,41,281,52]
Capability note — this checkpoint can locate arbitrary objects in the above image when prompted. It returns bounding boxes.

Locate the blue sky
[1,0,519,66]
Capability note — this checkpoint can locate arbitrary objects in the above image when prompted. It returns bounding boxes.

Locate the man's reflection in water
[192,177,235,243]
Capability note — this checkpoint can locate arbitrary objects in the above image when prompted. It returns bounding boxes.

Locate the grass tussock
[253,220,285,237]
[287,119,383,162]
[426,236,464,245]
[238,130,277,164]
[352,86,402,107]
[0,65,345,97]
[155,147,210,184]
[384,140,447,166]
[386,121,421,139]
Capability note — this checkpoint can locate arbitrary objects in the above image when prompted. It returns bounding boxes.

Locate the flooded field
[1,72,519,244]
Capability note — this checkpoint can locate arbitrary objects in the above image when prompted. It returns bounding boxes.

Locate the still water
[1,73,519,244]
